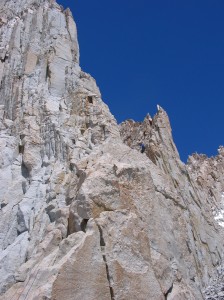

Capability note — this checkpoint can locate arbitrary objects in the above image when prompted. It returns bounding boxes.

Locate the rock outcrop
[0,0,223,299]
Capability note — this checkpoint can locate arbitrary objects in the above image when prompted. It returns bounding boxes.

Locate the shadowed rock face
[0,0,223,299]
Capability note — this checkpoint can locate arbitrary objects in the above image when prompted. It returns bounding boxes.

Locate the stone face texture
[52,221,111,300]
[0,0,223,299]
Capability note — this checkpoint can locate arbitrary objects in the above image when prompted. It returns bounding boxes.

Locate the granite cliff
[0,0,223,299]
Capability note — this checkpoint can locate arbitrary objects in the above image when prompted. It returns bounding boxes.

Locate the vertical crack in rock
[96,223,115,300]
[46,63,51,81]
[17,206,28,235]
[80,218,88,233]
[164,283,173,299]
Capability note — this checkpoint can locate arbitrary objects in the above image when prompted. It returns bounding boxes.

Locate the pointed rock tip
[157,104,166,112]
[64,7,73,17]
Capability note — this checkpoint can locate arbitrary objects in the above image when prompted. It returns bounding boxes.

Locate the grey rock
[0,0,223,299]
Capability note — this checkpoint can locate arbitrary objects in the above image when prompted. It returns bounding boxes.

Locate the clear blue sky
[58,0,224,162]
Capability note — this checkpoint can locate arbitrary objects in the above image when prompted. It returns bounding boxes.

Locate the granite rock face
[0,0,223,299]
[203,263,224,300]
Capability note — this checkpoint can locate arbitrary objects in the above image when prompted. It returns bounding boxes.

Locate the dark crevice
[87,96,93,104]
[97,224,105,247]
[45,205,56,223]
[17,207,28,235]
[19,145,24,154]
[96,223,115,300]
[46,64,51,80]
[69,163,74,172]
[17,229,28,236]
[0,55,8,63]
[164,283,173,299]
[67,212,89,236]
[66,222,70,237]
[102,125,106,139]
[186,241,192,254]
[103,254,115,300]
[1,203,7,209]
[21,160,30,195]
[21,161,29,179]
[80,219,88,232]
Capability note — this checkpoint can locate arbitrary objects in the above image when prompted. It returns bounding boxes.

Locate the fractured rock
[0,0,223,299]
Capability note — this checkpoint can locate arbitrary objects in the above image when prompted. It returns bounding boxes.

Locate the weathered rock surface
[203,263,224,300]
[0,0,223,299]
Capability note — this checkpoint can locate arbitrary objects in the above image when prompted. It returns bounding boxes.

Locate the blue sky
[58,0,224,162]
